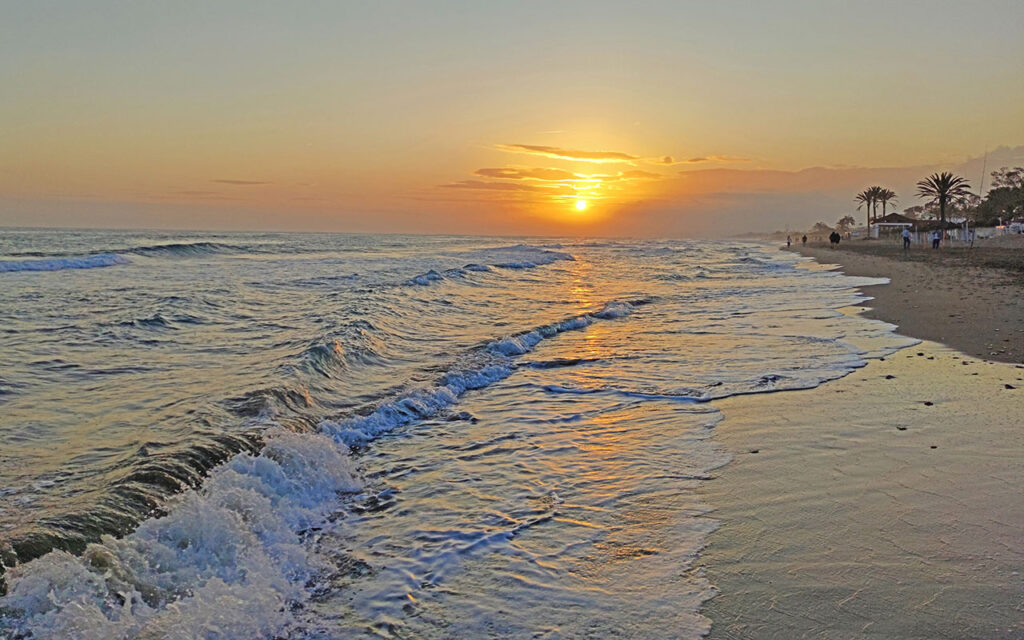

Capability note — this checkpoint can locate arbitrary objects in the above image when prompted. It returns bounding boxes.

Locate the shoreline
[789,243,1024,365]
[700,247,1024,638]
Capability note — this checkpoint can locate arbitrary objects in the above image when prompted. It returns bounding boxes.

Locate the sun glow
[575,199,588,211]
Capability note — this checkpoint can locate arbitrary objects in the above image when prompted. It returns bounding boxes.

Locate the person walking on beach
[902,227,911,250]
[786,235,792,248]
[802,235,807,246]
[931,230,941,249]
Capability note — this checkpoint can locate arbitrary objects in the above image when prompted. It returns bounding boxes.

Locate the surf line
[319,298,651,447]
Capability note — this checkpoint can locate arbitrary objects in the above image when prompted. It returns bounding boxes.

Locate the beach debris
[896,426,907,431]
[930,445,938,449]
[749,449,760,454]
[1005,384,1016,390]
[923,401,934,406]
[917,352,924,356]
[885,375,896,379]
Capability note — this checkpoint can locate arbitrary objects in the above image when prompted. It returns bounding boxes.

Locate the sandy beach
[701,245,1024,639]
[793,240,1024,364]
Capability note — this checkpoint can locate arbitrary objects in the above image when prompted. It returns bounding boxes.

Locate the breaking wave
[0,430,360,640]
[123,242,251,258]
[0,254,131,273]
[408,244,574,287]
[319,299,641,447]
[0,242,257,275]
[0,297,645,638]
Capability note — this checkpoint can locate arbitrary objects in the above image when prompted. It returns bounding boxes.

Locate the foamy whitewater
[0,230,914,639]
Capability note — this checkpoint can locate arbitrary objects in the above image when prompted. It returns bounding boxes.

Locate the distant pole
[978,148,988,198]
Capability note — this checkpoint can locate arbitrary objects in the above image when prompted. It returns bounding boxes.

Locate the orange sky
[2,2,1022,236]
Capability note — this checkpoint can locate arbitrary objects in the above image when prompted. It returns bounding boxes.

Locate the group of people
[787,227,948,250]
[900,227,943,250]
[787,231,842,248]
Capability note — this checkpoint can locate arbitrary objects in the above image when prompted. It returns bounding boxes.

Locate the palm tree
[855,189,874,227]
[869,186,886,223]
[878,188,898,219]
[856,186,888,225]
[916,172,972,226]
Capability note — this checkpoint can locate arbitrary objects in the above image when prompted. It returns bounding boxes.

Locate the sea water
[0,229,914,638]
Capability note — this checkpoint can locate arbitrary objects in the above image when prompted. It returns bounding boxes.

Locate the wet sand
[701,274,1024,637]
[792,242,1024,363]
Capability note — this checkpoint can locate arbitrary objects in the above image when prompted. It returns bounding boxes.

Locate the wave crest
[0,430,360,639]
[0,254,130,273]
[322,299,641,447]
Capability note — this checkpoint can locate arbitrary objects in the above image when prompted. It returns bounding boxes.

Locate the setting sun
[575,199,587,211]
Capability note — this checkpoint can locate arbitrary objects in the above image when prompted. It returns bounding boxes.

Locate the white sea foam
[322,301,638,447]
[0,254,130,273]
[481,244,575,265]
[320,364,513,447]
[592,300,634,319]
[409,269,444,286]
[0,430,361,640]
[408,245,573,286]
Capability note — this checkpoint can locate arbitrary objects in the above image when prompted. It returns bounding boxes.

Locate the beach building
[870,212,916,241]
[868,214,979,245]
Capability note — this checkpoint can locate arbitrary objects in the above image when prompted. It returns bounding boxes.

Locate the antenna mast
[978,148,988,197]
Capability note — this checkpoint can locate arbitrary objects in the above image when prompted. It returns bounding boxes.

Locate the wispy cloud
[212,179,272,185]
[495,144,641,163]
[473,167,662,182]
[573,169,662,182]
[681,155,752,164]
[474,167,577,181]
[620,169,661,180]
[441,180,572,193]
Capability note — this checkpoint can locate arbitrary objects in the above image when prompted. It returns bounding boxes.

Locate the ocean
[0,229,914,638]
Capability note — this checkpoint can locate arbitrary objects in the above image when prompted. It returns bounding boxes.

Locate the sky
[1,1,1022,237]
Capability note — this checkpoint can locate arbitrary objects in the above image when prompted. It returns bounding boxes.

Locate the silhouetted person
[801,235,807,246]
[786,235,792,248]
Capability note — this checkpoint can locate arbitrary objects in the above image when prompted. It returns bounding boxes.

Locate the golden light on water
[575,199,588,211]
